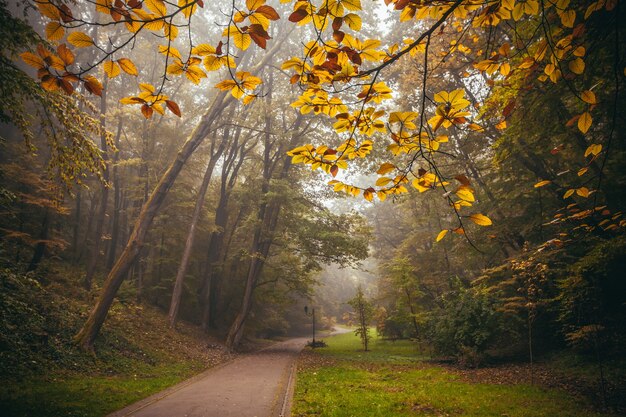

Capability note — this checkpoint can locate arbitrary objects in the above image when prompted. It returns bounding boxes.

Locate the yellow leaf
[57,44,75,65]
[139,83,156,93]
[569,57,585,74]
[584,143,602,157]
[37,1,61,19]
[581,90,597,104]
[456,187,475,202]
[469,213,492,226]
[578,111,592,134]
[45,21,65,41]
[436,229,448,242]
[215,79,237,91]
[103,60,120,78]
[563,189,575,199]
[499,62,511,76]
[343,13,362,31]
[560,9,576,27]
[246,0,265,10]
[67,32,94,48]
[226,26,251,51]
[375,177,392,187]
[576,187,590,198]
[376,162,395,175]
[193,44,216,56]
[534,180,551,188]
[20,52,45,69]
[342,0,362,11]
[145,0,167,16]
[578,167,588,176]
[117,58,138,76]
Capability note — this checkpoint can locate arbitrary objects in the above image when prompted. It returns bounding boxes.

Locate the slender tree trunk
[225,111,304,350]
[106,119,124,270]
[168,140,225,328]
[26,209,50,272]
[72,188,81,262]
[84,79,110,289]
[201,129,248,329]
[77,190,97,263]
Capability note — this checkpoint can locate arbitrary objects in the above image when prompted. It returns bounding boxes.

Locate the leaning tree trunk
[74,93,229,349]
[167,133,227,328]
[73,38,286,350]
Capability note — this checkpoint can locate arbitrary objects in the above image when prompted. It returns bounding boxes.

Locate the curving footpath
[107,337,307,417]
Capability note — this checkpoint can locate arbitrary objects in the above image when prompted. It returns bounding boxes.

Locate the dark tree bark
[84,79,111,289]
[106,119,124,270]
[72,187,81,262]
[26,209,49,272]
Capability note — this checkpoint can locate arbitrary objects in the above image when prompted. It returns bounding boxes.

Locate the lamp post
[304,305,316,348]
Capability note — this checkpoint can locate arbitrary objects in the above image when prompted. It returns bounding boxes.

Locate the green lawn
[293,331,618,417]
[0,361,204,417]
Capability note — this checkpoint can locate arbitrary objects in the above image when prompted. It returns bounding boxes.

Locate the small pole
[312,307,316,347]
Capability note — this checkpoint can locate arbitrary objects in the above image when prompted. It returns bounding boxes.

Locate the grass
[293,330,620,417]
[0,264,228,417]
[0,362,201,417]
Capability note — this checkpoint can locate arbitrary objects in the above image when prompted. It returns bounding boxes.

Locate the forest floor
[292,331,626,417]
[0,264,235,417]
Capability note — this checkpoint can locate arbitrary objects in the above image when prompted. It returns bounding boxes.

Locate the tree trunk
[201,127,249,329]
[26,209,50,272]
[225,110,304,350]
[73,39,285,349]
[72,187,81,262]
[106,119,124,270]
[84,79,110,289]
[168,137,225,328]
[74,93,230,349]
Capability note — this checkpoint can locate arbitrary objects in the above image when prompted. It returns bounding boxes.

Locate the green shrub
[427,281,502,366]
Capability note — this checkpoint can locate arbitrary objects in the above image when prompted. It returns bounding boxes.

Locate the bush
[558,236,626,355]
[427,282,502,366]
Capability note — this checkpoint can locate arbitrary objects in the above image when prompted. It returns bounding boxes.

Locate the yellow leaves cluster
[104,58,138,78]
[333,108,386,136]
[290,90,348,117]
[21,43,100,96]
[120,83,181,118]
[428,89,472,131]
[357,82,392,104]
[563,187,592,199]
[215,71,262,104]
[227,0,278,50]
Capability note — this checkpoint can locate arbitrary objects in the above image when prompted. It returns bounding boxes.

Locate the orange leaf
[166,100,181,117]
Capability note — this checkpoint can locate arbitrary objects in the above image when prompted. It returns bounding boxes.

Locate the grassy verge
[0,264,230,417]
[293,330,620,417]
[1,362,201,417]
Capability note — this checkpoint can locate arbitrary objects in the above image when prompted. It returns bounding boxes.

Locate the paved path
[108,337,307,417]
